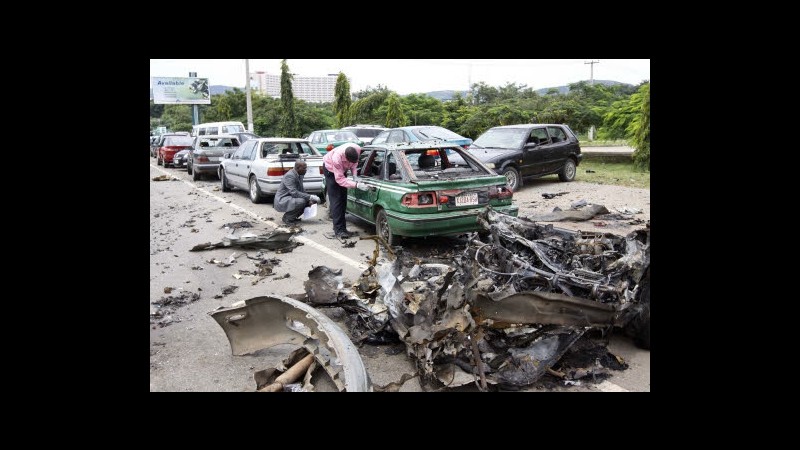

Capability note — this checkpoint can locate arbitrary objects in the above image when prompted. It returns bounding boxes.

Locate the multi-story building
[249,71,338,103]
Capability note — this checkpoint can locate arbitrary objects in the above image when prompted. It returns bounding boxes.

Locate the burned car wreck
[346,207,646,390]
[212,206,649,391]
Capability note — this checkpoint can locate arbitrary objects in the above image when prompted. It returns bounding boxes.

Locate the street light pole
[245,59,254,133]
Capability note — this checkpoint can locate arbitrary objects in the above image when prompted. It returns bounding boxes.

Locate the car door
[541,126,570,173]
[226,141,253,188]
[522,127,550,176]
[349,149,383,220]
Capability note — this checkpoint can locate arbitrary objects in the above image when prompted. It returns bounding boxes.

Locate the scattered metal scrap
[542,192,569,199]
[213,285,239,299]
[190,230,301,253]
[209,295,372,392]
[152,175,178,181]
[220,221,254,230]
[151,290,201,328]
[526,204,610,222]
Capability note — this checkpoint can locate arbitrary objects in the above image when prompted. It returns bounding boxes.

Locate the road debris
[152,175,178,181]
[220,221,253,230]
[525,204,610,222]
[151,291,201,328]
[209,295,372,392]
[541,192,569,199]
[213,285,239,299]
[190,230,301,253]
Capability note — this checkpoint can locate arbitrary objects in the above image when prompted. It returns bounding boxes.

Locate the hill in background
[150,80,632,101]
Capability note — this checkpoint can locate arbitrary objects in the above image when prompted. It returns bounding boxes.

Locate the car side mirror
[524,142,538,150]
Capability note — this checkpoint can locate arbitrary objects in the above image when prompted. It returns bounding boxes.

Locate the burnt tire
[249,176,263,204]
[376,209,399,246]
[220,169,231,192]
[558,159,576,182]
[501,166,521,191]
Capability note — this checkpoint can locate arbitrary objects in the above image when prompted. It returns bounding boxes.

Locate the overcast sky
[150,59,650,95]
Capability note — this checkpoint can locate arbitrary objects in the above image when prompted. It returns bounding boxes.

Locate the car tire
[249,175,262,204]
[376,209,399,246]
[192,167,199,181]
[220,169,230,192]
[501,166,521,191]
[157,154,162,166]
[558,159,576,182]
[187,162,192,175]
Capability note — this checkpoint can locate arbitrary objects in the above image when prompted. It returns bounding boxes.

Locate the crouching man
[274,160,320,225]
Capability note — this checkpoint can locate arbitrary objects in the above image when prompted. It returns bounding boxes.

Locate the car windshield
[164,136,194,146]
[472,128,529,150]
[326,131,359,142]
[412,126,463,141]
[353,128,384,138]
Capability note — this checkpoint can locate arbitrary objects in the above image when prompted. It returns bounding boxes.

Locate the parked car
[341,125,388,145]
[306,129,363,155]
[370,126,472,148]
[229,132,260,143]
[187,135,240,181]
[173,149,191,169]
[468,124,582,191]
[218,138,324,203]
[151,132,189,158]
[343,141,518,245]
[157,135,194,167]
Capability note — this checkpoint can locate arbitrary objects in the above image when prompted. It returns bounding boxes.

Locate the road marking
[595,380,629,392]
[152,164,369,272]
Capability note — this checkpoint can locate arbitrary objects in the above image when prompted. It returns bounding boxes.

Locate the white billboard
[152,77,211,105]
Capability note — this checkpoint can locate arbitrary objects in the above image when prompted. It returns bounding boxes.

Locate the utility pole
[189,72,199,125]
[584,60,599,85]
[245,59,254,133]
[584,61,599,141]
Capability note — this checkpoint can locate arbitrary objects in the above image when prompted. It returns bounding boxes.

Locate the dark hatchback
[469,124,582,191]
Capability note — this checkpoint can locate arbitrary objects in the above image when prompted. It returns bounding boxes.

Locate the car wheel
[501,166,521,191]
[220,169,231,192]
[192,166,199,181]
[558,159,576,182]
[187,162,192,175]
[157,154,162,166]
[376,209,399,246]
[249,176,262,203]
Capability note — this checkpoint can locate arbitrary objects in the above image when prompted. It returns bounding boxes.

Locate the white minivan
[192,121,246,137]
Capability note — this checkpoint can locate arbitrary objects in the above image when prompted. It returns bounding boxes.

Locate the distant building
[249,71,338,103]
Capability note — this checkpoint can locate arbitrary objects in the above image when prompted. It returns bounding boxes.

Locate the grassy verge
[578,139,630,147]
[578,160,649,189]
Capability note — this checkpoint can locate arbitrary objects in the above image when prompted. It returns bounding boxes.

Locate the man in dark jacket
[274,160,320,225]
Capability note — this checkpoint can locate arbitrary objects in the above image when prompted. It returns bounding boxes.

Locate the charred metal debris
[302,207,650,390]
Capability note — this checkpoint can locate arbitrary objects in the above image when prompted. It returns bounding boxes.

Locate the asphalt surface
[149,157,650,392]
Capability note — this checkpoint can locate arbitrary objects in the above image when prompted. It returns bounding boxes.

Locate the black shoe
[282,217,301,225]
[336,230,356,238]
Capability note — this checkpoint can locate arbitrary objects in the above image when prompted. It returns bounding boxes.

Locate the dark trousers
[324,167,348,234]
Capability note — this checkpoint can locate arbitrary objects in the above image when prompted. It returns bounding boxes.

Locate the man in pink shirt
[322,144,369,238]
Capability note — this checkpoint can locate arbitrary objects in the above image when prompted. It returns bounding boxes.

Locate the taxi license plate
[455,192,479,206]
[209,157,219,162]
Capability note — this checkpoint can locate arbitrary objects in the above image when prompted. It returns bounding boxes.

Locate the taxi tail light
[326,144,334,152]
[401,192,438,208]
[195,155,209,163]
[267,167,291,176]
[319,167,324,175]
[488,185,513,199]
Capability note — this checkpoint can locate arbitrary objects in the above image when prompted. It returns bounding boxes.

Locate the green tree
[333,72,352,128]
[279,59,298,137]
[629,83,650,170]
[400,94,444,126]
[161,105,193,132]
[385,93,407,127]
[350,90,391,125]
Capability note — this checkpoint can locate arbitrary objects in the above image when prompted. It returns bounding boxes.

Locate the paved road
[149,159,650,392]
